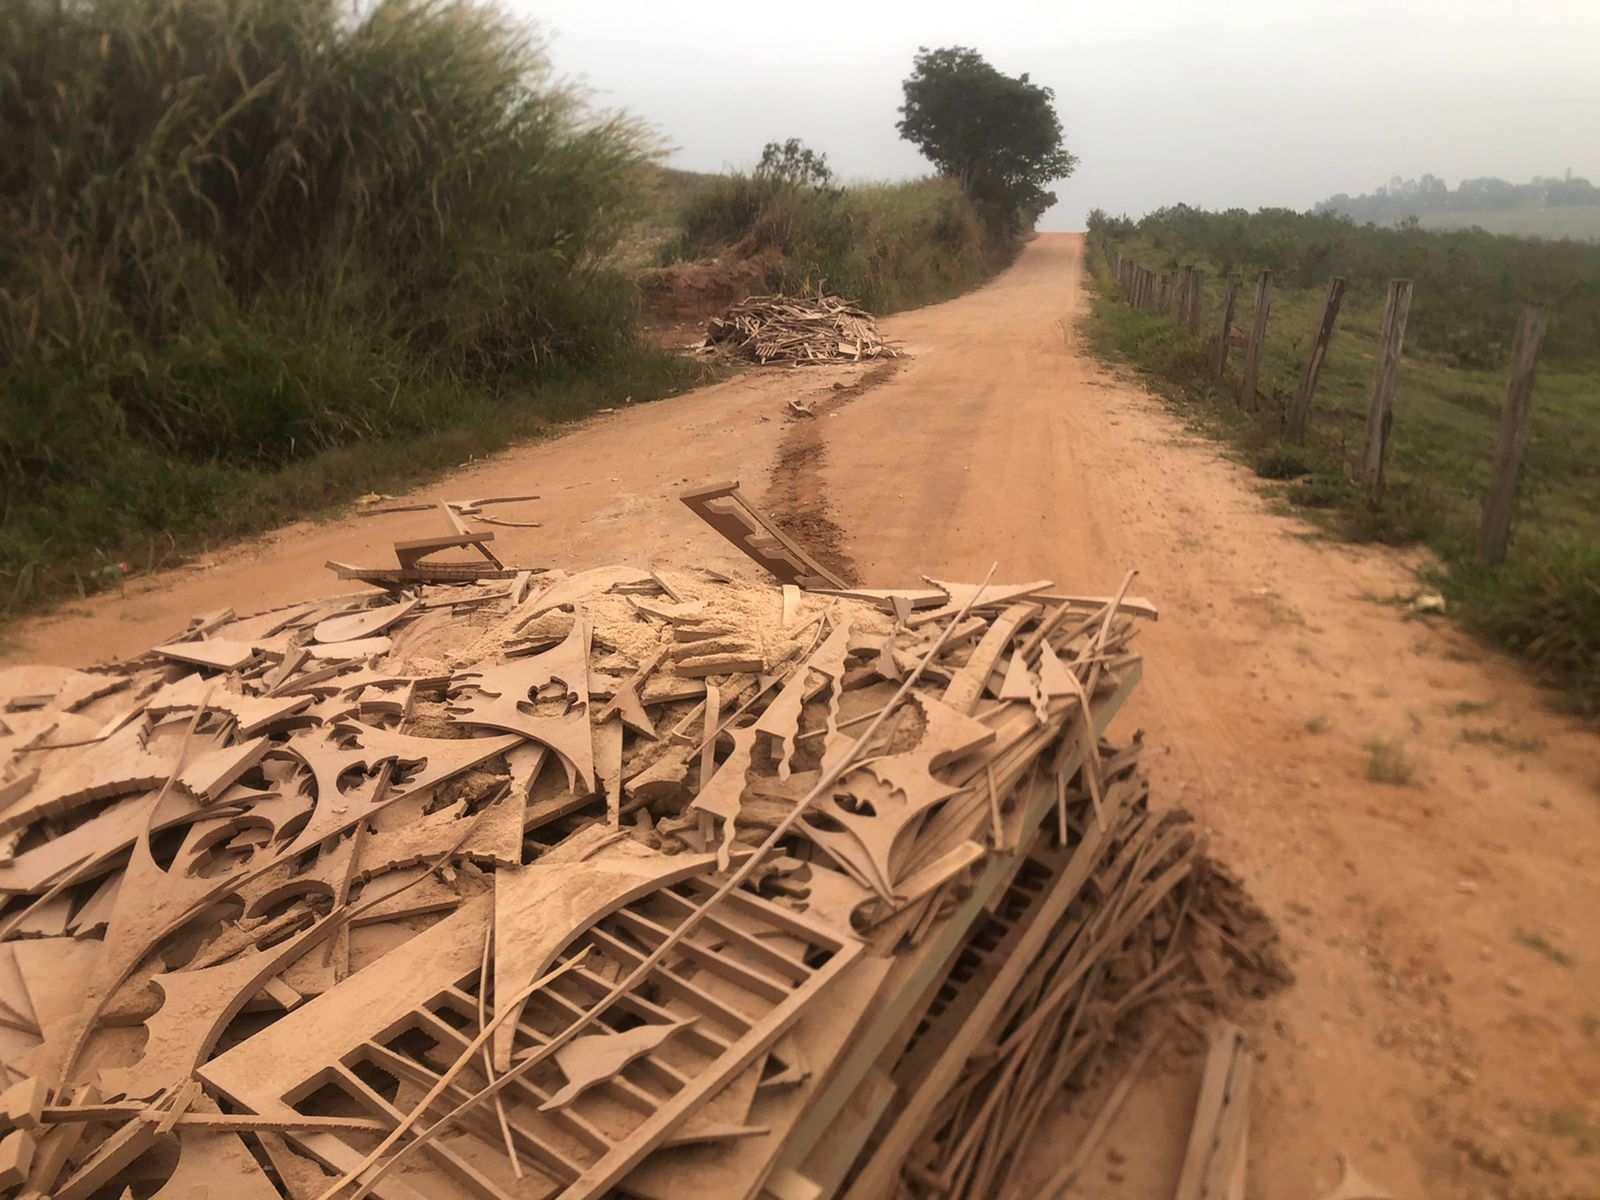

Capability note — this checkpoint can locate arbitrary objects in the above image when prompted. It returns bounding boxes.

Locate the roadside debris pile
[699,293,897,365]
[0,485,1283,1199]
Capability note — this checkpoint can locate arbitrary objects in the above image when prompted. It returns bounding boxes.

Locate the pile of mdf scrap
[699,293,897,365]
[0,484,1284,1200]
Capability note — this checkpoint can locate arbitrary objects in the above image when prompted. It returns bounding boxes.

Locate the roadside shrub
[1286,473,1351,509]
[1254,447,1316,479]
[673,172,1016,314]
[1444,543,1600,717]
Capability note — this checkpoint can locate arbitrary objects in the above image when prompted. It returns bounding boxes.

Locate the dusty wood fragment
[1174,1022,1252,1200]
[0,1127,36,1188]
[699,293,897,365]
[542,1020,687,1110]
[153,638,255,671]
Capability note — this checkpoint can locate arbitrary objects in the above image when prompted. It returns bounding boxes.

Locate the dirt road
[8,234,1597,1197]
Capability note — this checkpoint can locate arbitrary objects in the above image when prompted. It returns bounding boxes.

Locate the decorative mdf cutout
[689,726,759,872]
[449,618,594,792]
[96,920,331,1101]
[756,619,852,782]
[0,719,193,837]
[799,694,994,901]
[275,722,522,858]
[145,673,313,736]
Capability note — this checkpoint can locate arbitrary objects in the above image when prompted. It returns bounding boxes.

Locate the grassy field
[1419,207,1600,241]
[1083,228,1599,715]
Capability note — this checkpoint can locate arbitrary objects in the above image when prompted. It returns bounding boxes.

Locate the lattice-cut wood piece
[679,482,845,589]
[492,833,718,1072]
[201,871,859,1200]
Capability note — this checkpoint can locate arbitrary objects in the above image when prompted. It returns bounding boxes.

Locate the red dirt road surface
[8,234,1598,1198]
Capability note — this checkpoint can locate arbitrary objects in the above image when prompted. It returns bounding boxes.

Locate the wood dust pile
[699,293,897,365]
[0,487,1284,1199]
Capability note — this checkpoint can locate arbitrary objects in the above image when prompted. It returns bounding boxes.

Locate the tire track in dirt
[757,358,902,587]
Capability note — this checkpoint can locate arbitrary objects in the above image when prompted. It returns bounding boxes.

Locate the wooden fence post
[1214,275,1239,376]
[1358,279,1414,502]
[1186,269,1205,333]
[1157,274,1170,312]
[1238,270,1272,409]
[1286,276,1347,444]
[1477,303,1549,563]
[1175,268,1190,325]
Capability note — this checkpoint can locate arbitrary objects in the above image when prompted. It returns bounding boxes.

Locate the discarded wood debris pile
[0,499,1283,1199]
[699,293,897,365]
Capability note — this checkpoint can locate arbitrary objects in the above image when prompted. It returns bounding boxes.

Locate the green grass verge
[2,349,712,619]
[1080,239,1600,717]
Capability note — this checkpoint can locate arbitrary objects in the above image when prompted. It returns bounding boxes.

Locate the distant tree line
[1088,204,1600,368]
[1315,172,1600,225]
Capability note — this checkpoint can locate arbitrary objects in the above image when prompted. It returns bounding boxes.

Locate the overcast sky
[516,0,1600,232]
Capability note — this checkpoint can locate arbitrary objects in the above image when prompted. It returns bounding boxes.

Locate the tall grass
[663,173,1018,314]
[1,0,678,614]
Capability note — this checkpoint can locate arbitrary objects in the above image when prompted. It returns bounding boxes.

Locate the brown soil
[638,253,777,324]
[8,235,1598,1199]
[759,358,904,587]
